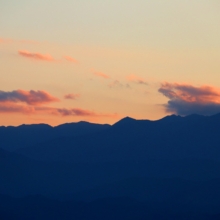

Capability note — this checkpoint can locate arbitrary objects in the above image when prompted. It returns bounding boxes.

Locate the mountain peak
[113,116,136,127]
[122,116,135,121]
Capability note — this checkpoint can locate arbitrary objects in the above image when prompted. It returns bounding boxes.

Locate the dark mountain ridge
[0,121,110,151]
[2,113,220,219]
[14,113,220,163]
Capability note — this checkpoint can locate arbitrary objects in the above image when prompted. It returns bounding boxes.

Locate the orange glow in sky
[1,0,220,125]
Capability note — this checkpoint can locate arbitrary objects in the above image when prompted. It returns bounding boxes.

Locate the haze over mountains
[1,114,220,219]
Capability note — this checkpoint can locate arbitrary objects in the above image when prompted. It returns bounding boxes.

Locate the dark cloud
[158,83,220,115]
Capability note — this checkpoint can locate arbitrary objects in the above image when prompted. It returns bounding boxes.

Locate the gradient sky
[1,0,220,126]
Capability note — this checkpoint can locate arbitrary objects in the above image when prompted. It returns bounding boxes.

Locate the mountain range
[1,113,220,219]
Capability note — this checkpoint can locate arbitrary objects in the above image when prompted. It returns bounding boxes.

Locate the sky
[1,0,220,126]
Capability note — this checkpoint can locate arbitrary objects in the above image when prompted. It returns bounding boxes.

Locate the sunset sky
[1,0,220,126]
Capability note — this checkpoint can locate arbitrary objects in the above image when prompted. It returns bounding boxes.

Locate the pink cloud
[159,82,220,115]
[127,74,148,85]
[64,93,80,100]
[0,103,116,118]
[0,89,115,118]
[0,103,35,114]
[0,90,59,106]
[93,71,110,79]
[64,56,78,64]
[18,50,56,61]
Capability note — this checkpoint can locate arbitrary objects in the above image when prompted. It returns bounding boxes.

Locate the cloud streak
[55,108,101,117]
[0,90,59,105]
[159,82,220,115]
[18,50,56,61]
[64,56,78,64]
[0,103,115,117]
[64,93,80,100]
[18,50,80,64]
[0,103,35,114]
[93,71,110,79]
[127,74,148,85]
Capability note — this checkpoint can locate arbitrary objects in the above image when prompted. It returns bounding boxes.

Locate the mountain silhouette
[1,113,220,219]
[14,113,220,163]
[0,121,110,151]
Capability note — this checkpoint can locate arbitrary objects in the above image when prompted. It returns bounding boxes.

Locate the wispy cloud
[158,82,220,115]
[18,50,56,62]
[18,50,80,64]
[55,108,104,117]
[93,71,110,79]
[0,103,35,114]
[0,103,116,118]
[45,107,117,118]
[108,80,123,88]
[0,90,59,105]
[64,93,80,100]
[127,74,148,85]
[64,56,78,64]
[108,80,131,89]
